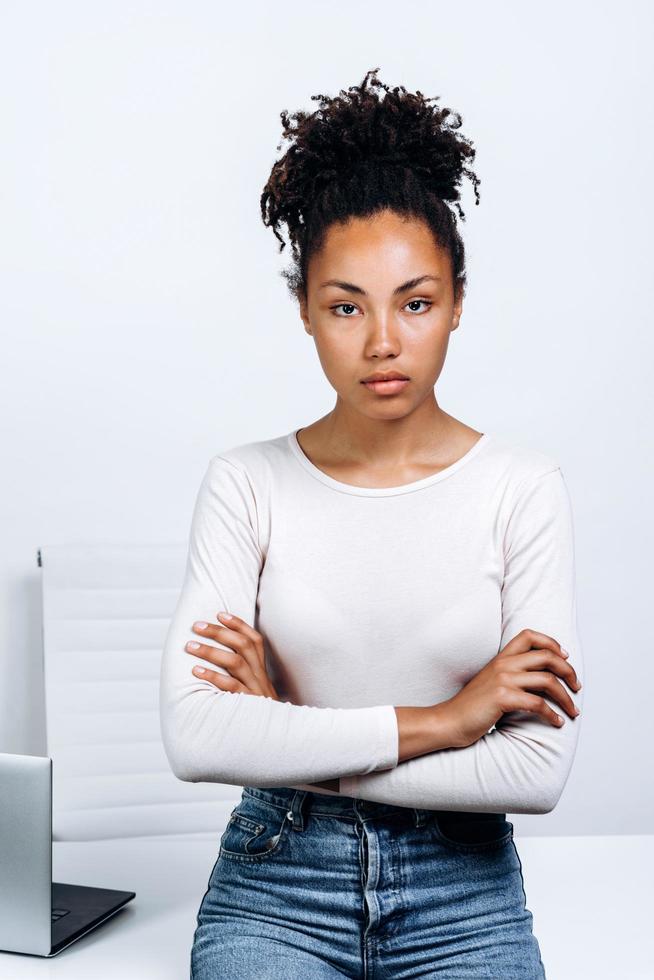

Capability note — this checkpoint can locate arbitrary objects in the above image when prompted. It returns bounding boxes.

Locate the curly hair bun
[260,66,481,302]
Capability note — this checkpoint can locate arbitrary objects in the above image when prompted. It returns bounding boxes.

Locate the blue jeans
[191,786,547,979]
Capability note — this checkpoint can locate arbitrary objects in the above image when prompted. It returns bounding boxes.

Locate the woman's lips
[362,379,410,395]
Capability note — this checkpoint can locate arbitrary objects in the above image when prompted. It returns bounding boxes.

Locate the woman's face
[299,208,463,421]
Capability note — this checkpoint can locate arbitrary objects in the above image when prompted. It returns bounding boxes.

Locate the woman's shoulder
[198,432,295,556]
[204,429,295,492]
[483,431,562,492]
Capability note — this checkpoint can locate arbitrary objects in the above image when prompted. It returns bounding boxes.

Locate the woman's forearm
[394,703,456,761]
[302,703,456,793]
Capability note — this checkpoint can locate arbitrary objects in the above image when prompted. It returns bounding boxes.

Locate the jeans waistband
[242,785,449,830]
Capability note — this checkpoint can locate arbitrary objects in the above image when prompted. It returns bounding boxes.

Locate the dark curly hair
[260,66,481,305]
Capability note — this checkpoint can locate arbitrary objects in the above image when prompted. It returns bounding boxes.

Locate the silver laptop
[0,752,135,957]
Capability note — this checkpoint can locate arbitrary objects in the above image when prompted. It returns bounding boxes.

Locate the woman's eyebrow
[318,274,441,296]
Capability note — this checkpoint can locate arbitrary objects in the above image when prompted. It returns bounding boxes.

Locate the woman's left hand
[185,612,281,700]
[186,614,341,794]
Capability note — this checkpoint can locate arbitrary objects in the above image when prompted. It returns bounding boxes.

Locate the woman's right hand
[441,629,582,749]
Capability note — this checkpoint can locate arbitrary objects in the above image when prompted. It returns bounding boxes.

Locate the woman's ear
[299,298,312,335]
[452,282,464,330]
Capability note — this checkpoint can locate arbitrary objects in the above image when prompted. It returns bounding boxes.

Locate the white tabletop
[0,834,651,978]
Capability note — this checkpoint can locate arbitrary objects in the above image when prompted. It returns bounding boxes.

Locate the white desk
[0,834,651,978]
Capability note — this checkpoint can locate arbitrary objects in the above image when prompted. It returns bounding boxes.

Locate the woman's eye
[330,303,359,317]
[404,299,433,313]
[330,299,433,317]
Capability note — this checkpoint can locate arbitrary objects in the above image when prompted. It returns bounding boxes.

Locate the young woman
[160,67,584,979]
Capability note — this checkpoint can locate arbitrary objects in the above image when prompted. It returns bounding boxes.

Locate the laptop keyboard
[52,907,70,921]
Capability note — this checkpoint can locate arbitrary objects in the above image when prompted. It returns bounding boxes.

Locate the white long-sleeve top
[159,428,584,815]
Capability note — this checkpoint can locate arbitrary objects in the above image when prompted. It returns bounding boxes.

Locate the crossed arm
[159,456,584,815]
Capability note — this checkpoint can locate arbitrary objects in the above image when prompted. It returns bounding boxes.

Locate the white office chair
[39,543,240,841]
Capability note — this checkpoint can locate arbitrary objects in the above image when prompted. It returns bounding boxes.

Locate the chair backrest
[40,543,239,840]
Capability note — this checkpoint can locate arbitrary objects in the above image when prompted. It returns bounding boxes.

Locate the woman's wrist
[395,703,456,762]
[297,703,455,796]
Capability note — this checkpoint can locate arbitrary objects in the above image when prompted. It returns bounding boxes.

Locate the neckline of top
[286,429,493,497]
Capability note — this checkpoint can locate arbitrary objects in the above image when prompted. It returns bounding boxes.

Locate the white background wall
[1,0,651,835]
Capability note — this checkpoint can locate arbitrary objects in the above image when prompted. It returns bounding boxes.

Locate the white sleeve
[159,455,399,786]
[339,467,585,815]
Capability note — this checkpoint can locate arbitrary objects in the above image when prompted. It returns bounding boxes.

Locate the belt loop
[413,807,429,828]
[287,789,308,832]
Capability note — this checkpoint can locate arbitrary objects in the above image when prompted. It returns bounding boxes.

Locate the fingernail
[194,621,208,630]
[218,612,232,620]
[187,641,200,650]
[193,666,205,674]
[561,647,570,658]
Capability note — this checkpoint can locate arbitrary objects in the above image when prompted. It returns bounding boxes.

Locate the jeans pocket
[432,812,514,853]
[219,800,292,862]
